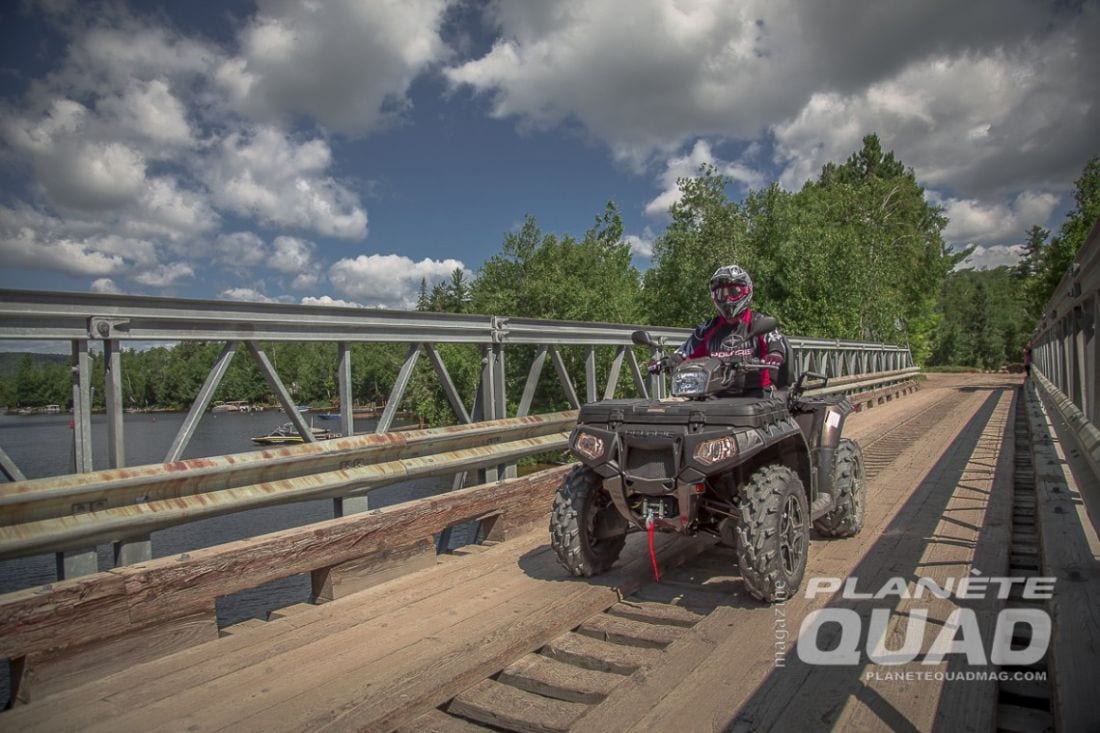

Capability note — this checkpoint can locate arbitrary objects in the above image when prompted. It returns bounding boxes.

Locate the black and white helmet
[709,265,753,321]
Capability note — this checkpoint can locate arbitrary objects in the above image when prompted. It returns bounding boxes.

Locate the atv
[549,318,867,602]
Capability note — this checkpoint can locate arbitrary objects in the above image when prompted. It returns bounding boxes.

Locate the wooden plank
[203,535,706,733]
[395,708,494,732]
[12,606,217,705]
[2,536,556,732]
[1028,385,1100,733]
[447,678,589,733]
[0,466,569,663]
[0,572,128,658]
[267,602,315,621]
[543,632,662,675]
[121,466,570,622]
[605,599,705,628]
[311,536,436,602]
[575,614,684,648]
[218,618,267,637]
[497,653,623,703]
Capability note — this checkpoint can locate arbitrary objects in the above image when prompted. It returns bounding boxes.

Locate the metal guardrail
[0,369,921,565]
[0,288,915,578]
[1030,217,1100,479]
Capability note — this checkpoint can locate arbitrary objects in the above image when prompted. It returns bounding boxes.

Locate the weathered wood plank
[122,466,570,622]
[1,536,557,733]
[311,536,436,602]
[575,613,684,648]
[12,607,217,705]
[542,632,662,675]
[605,599,705,628]
[497,653,623,704]
[447,678,589,733]
[0,466,568,667]
[395,708,495,732]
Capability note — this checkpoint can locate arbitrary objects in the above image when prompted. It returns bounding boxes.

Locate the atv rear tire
[550,465,627,577]
[736,465,809,602]
[813,438,866,538]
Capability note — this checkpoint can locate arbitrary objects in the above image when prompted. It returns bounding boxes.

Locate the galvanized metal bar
[549,346,580,409]
[603,346,626,401]
[585,346,597,403]
[493,344,516,479]
[480,345,498,483]
[104,339,125,469]
[1,432,571,559]
[114,534,151,566]
[337,342,354,440]
[425,344,472,424]
[517,345,548,418]
[625,347,648,399]
[377,343,422,434]
[71,340,92,473]
[165,340,238,462]
[0,446,26,482]
[247,341,315,442]
[56,548,97,580]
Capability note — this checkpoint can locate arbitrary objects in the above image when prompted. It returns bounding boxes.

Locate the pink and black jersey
[674,310,787,390]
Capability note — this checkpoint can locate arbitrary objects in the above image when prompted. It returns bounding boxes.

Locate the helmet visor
[712,284,750,303]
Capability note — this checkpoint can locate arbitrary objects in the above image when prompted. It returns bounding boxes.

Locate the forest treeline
[3,136,1097,421]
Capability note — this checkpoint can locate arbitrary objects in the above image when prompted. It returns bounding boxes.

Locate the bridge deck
[5,374,1093,732]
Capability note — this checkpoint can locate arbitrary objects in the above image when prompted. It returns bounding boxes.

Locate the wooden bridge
[1,372,1097,732]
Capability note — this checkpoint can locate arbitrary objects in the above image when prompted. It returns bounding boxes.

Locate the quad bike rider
[549,265,867,602]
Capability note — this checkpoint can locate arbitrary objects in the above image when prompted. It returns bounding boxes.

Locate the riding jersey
[674,309,787,390]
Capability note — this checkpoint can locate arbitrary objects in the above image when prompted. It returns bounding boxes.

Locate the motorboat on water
[251,421,339,445]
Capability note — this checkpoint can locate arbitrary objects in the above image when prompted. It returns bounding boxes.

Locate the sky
[0,0,1097,312]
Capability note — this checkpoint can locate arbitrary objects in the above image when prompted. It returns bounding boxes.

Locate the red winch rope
[646,515,660,582]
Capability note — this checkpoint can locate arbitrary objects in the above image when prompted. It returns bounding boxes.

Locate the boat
[251,421,339,445]
[212,400,256,413]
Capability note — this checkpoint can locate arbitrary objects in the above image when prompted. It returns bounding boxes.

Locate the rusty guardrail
[0,412,574,560]
[0,365,922,563]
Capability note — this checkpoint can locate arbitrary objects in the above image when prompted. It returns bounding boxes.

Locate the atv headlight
[693,435,737,465]
[672,368,709,396]
[573,431,606,461]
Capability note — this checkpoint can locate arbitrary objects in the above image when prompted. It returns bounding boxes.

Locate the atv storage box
[577,396,790,431]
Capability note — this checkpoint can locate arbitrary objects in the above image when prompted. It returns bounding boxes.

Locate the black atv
[549,319,866,602]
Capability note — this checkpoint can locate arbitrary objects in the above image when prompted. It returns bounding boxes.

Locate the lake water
[0,409,460,621]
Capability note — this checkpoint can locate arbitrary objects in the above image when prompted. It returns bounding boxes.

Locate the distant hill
[0,352,69,379]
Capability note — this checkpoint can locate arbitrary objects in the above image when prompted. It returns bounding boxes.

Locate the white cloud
[132,262,194,287]
[205,126,367,239]
[624,227,656,259]
[269,236,316,273]
[98,79,192,146]
[300,295,361,308]
[219,287,278,303]
[90,278,122,294]
[957,244,1026,271]
[223,0,451,134]
[329,254,466,309]
[936,191,1059,246]
[214,231,267,269]
[645,140,766,217]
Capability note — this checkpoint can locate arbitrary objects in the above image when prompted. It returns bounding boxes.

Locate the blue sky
[1,0,1097,310]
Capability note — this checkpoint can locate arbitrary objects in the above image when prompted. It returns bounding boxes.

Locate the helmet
[709,265,752,321]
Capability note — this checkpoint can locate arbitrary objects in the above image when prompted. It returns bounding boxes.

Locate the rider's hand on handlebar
[647,352,684,374]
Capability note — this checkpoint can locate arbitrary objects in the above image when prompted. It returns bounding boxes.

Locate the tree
[1034,156,1100,307]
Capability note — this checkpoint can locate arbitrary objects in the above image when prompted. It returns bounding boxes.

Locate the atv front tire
[813,438,866,538]
[550,466,627,577]
[736,465,809,602]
